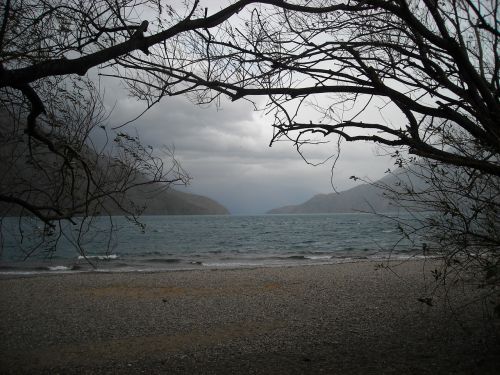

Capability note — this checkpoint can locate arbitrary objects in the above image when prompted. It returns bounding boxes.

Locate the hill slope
[119,186,229,215]
[267,173,419,214]
[0,116,229,216]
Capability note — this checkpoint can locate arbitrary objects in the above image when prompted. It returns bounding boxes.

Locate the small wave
[306,255,332,260]
[287,255,332,261]
[202,262,262,268]
[77,254,118,260]
[124,251,163,257]
[0,270,40,276]
[47,265,71,271]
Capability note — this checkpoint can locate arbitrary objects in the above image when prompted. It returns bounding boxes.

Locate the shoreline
[1,260,498,374]
[0,255,438,279]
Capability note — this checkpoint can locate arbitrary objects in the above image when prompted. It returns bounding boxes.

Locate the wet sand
[0,260,498,374]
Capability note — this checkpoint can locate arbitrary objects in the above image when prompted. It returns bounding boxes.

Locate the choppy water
[0,213,426,275]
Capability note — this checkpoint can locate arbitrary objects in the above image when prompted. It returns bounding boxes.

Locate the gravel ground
[0,260,499,374]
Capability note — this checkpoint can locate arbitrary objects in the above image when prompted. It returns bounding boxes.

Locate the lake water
[0,213,426,275]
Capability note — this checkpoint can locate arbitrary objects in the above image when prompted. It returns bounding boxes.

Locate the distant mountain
[267,172,421,214]
[0,174,229,217]
[0,114,229,216]
[0,178,229,217]
[114,186,229,215]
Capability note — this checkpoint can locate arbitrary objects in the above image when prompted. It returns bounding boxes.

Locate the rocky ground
[1,260,498,374]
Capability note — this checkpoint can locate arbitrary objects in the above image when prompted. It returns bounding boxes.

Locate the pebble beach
[1,259,498,374]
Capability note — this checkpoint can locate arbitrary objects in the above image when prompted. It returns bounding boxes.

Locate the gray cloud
[103,77,393,214]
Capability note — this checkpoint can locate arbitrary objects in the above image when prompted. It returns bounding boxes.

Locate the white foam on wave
[0,271,39,275]
[77,254,118,260]
[202,262,264,268]
[306,255,332,260]
[48,265,71,271]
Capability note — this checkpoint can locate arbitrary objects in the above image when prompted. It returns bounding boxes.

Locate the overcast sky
[105,89,393,214]
[100,1,395,214]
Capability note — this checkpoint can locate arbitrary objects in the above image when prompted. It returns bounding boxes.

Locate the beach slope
[0,260,498,374]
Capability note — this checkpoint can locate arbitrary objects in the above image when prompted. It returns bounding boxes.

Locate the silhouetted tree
[5,1,497,178]
[1,0,498,284]
[0,0,192,256]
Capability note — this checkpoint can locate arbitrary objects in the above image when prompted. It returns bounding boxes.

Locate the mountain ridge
[267,173,414,214]
[0,114,229,216]
[119,186,229,215]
